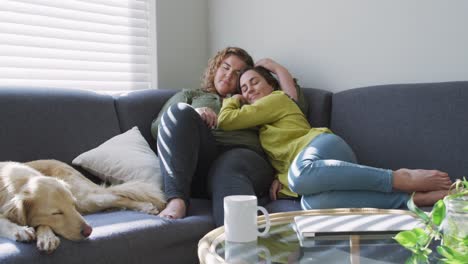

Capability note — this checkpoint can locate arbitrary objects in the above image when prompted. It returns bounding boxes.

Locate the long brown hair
[201,47,254,93]
[237,66,280,93]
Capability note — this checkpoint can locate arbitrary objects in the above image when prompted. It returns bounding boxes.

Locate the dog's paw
[148,207,160,215]
[37,233,60,253]
[13,226,36,242]
[138,202,159,215]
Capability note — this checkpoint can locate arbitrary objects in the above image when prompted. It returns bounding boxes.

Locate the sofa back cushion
[114,89,177,152]
[302,88,333,128]
[114,88,331,151]
[115,88,331,152]
[0,88,121,164]
[330,81,468,181]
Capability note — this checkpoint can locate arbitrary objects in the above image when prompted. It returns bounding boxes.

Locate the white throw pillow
[72,126,161,186]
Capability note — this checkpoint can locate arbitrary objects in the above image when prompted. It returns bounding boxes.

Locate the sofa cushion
[0,199,214,264]
[114,89,177,152]
[302,88,332,127]
[265,199,302,213]
[115,88,331,151]
[330,81,468,182]
[72,126,162,186]
[0,88,121,164]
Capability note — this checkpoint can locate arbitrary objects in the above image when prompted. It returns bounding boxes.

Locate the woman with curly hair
[151,47,275,226]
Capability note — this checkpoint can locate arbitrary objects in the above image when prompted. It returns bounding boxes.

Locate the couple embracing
[151,47,451,227]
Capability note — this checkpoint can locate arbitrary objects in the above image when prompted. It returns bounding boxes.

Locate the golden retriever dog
[0,160,166,253]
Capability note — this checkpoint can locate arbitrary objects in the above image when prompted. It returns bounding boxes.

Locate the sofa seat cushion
[265,199,302,214]
[0,199,214,264]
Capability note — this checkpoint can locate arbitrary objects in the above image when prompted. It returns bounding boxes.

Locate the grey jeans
[157,103,274,226]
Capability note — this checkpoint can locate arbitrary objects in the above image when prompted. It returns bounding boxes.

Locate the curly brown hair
[201,47,254,93]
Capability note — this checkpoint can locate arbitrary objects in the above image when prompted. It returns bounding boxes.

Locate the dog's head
[8,176,92,241]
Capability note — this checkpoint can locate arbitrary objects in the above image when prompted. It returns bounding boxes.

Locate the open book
[294,213,422,238]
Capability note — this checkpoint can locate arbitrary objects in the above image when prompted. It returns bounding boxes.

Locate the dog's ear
[57,179,79,206]
[5,192,32,226]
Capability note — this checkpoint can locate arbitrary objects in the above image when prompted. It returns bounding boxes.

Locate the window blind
[0,0,155,91]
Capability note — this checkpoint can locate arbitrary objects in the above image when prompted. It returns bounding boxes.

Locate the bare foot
[413,190,449,207]
[159,198,186,219]
[393,169,452,192]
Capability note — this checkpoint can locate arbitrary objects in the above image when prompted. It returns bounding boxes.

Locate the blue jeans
[288,133,409,209]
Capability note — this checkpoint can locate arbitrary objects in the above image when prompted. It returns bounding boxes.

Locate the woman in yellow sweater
[218,59,452,209]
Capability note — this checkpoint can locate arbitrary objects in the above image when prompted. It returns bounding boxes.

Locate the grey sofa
[0,81,466,263]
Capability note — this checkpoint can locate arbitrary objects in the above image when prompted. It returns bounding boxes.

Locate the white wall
[208,0,468,92]
[156,0,209,89]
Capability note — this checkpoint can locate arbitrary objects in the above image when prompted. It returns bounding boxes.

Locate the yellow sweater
[218,91,331,197]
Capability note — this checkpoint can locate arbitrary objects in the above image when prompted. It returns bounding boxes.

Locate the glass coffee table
[198,208,435,264]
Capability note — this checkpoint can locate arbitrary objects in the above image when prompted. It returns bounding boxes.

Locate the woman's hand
[255,58,297,100]
[255,58,283,74]
[195,107,217,128]
[231,94,246,104]
[269,179,283,201]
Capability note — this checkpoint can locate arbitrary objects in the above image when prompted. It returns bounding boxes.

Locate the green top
[218,91,331,197]
[151,89,265,154]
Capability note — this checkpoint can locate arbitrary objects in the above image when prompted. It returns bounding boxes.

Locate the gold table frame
[198,208,416,264]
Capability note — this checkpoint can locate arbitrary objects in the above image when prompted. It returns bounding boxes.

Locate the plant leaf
[421,247,432,256]
[438,259,466,264]
[394,231,418,250]
[437,245,468,262]
[437,245,455,259]
[431,199,446,226]
[446,191,468,200]
[394,228,428,251]
[407,194,431,223]
[414,228,431,246]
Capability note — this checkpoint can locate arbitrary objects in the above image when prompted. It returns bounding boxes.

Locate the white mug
[224,195,271,242]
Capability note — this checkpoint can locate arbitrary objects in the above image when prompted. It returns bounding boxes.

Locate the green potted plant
[394,178,468,263]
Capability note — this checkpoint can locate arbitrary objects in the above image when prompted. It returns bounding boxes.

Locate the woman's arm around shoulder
[218,91,289,131]
[256,58,297,101]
